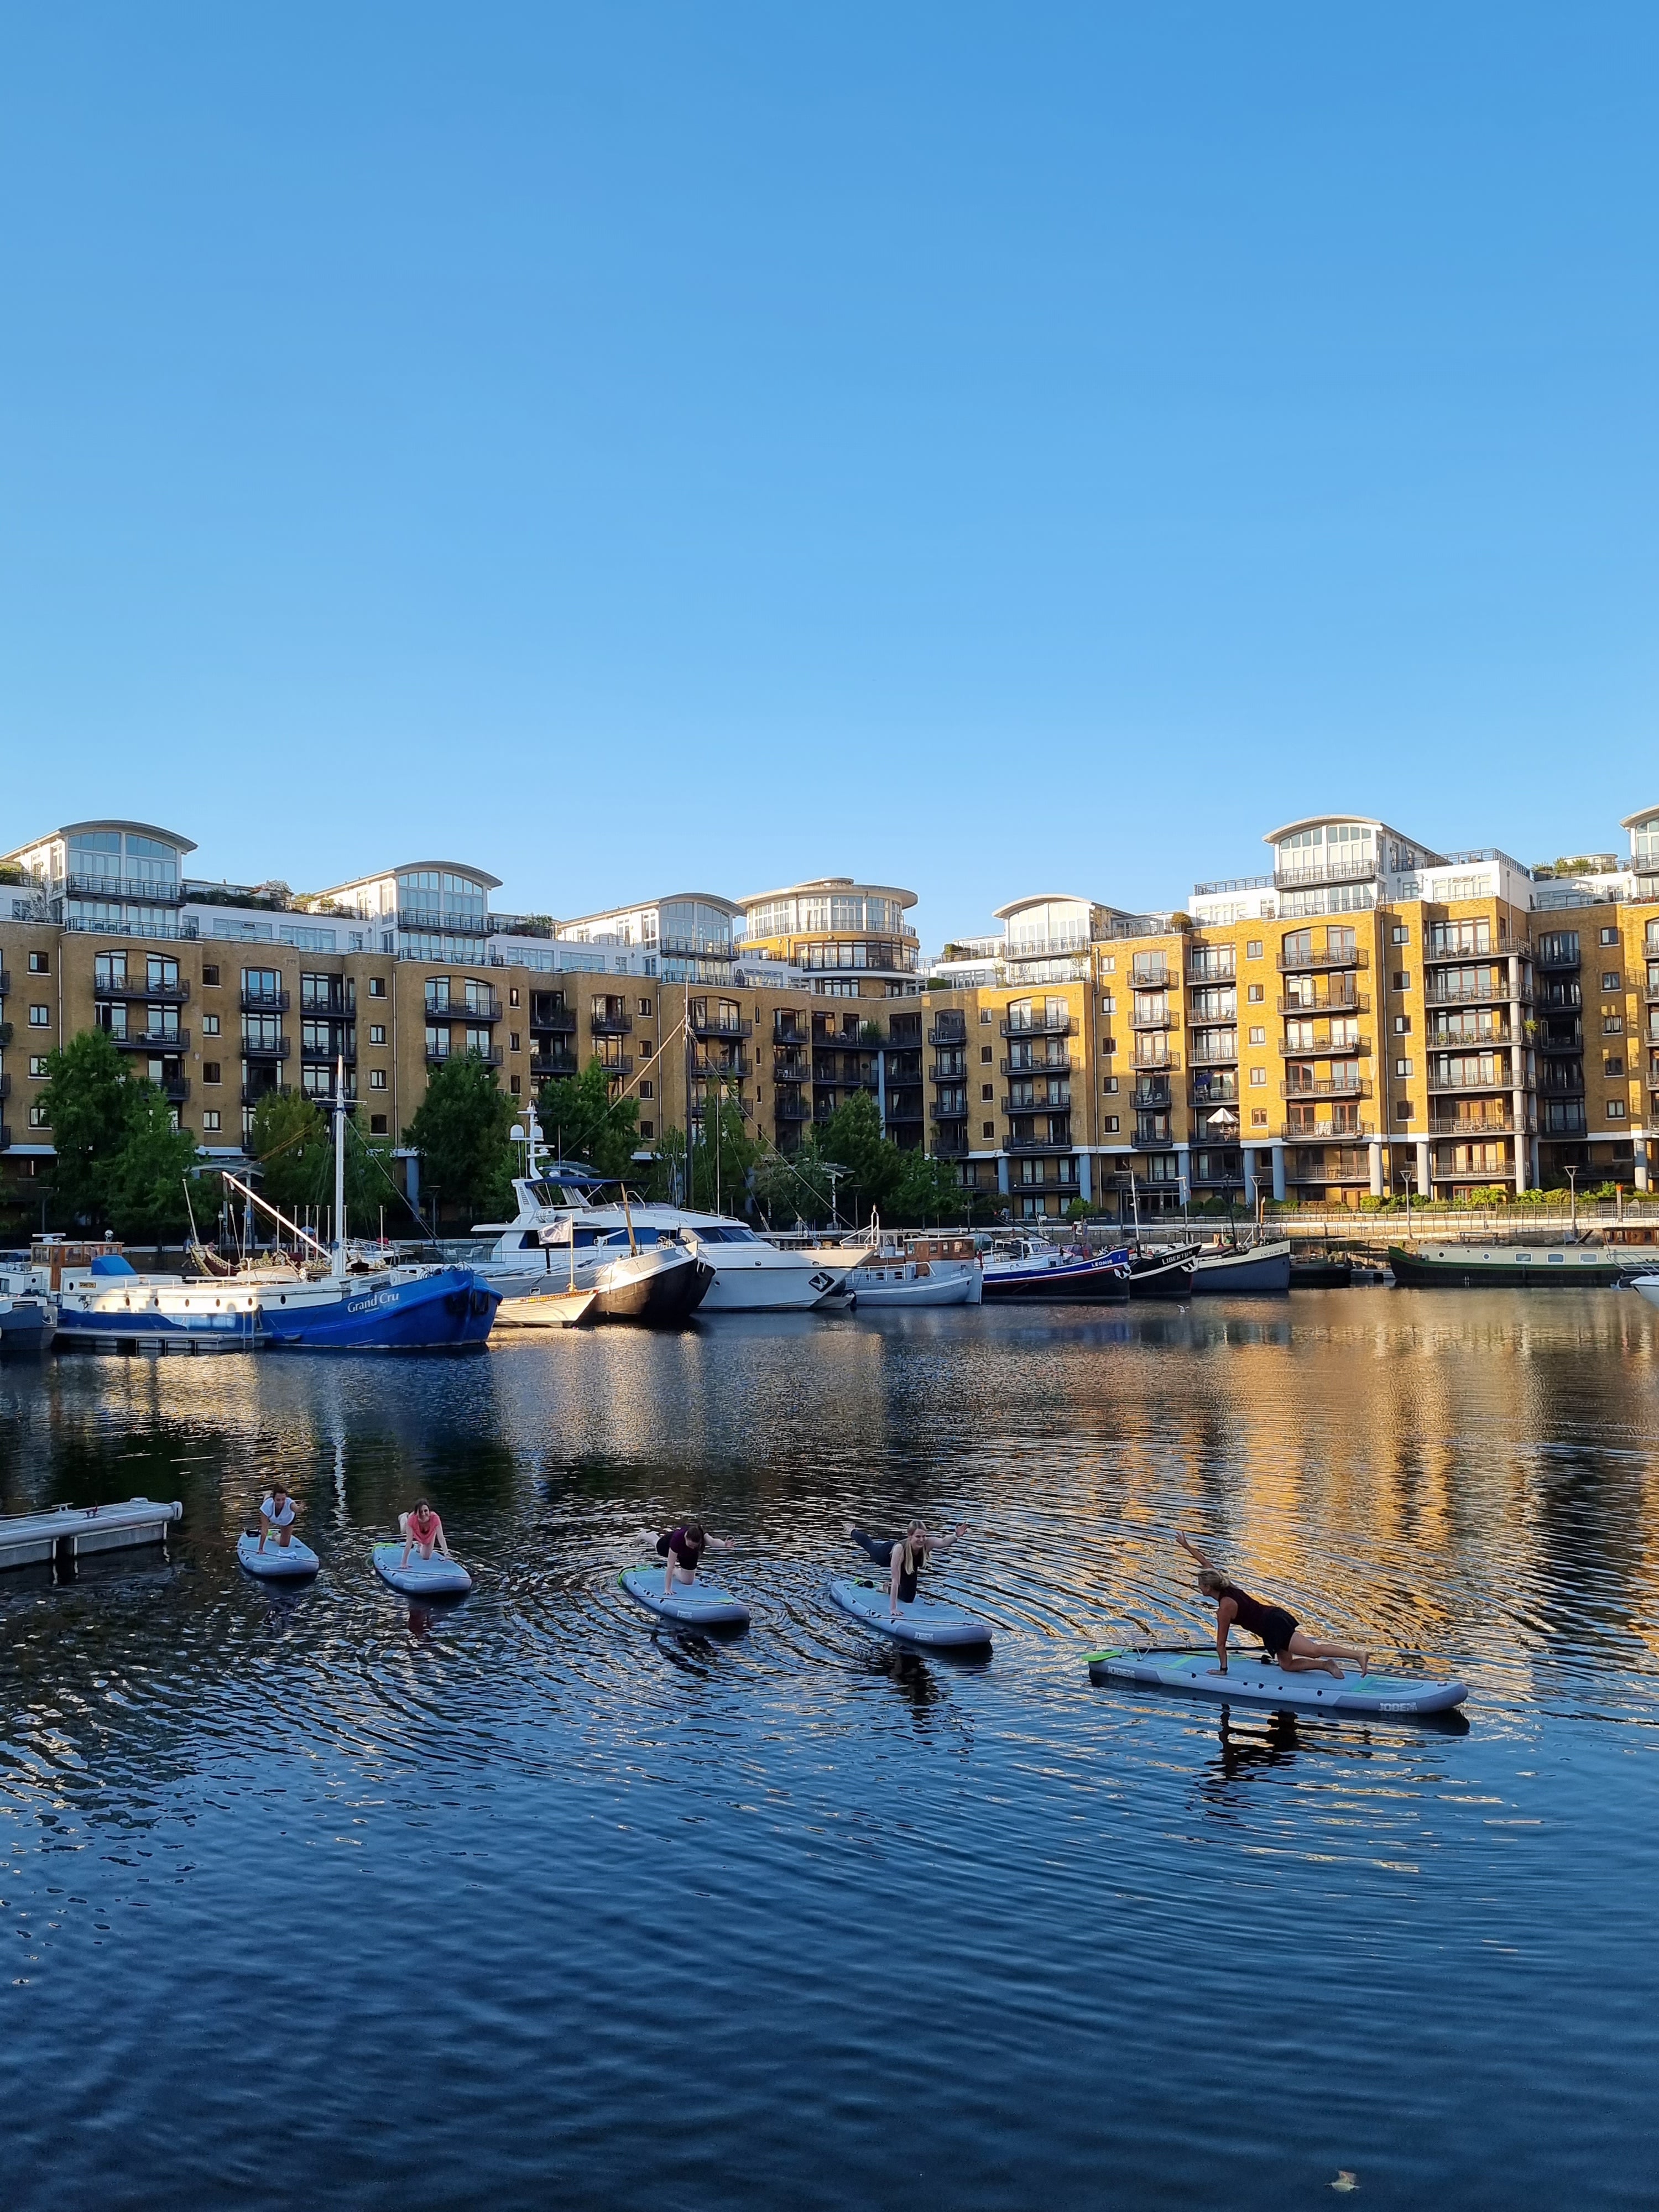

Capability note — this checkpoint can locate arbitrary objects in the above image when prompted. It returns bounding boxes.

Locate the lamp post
[1565,1163,1578,1239]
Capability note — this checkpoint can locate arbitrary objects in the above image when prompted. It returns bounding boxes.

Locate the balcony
[928,1019,968,1046]
[1131,1078,1172,1108]
[690,1014,752,1040]
[426,1042,503,1068]
[298,989,354,1019]
[1187,1035,1238,1066]
[812,1026,874,1052]
[300,1039,357,1065]
[1186,958,1236,983]
[1130,1004,1176,1031]
[95,976,191,1004]
[1281,1119,1374,1141]
[1000,1012,1078,1039]
[530,1004,578,1034]
[1005,1129,1076,1154]
[1425,974,1527,1006]
[1190,1079,1239,1107]
[425,992,502,1022]
[1277,1034,1369,1058]
[1536,1026,1584,1054]
[241,1083,290,1107]
[658,934,735,960]
[64,873,187,904]
[588,1009,633,1035]
[1538,1108,1587,1136]
[1536,1068,1585,1097]
[0,1124,8,1151]
[1277,987,1369,1015]
[1272,855,1379,891]
[1279,945,1369,974]
[775,1052,812,1082]
[1533,943,1581,971]
[1133,1121,1175,1149]
[1126,961,1173,988]
[156,1076,191,1104]
[1280,1076,1371,1101]
[690,1053,752,1078]
[1286,1157,1373,1186]
[1130,1042,1180,1072]
[240,1034,288,1060]
[930,1133,970,1159]
[113,1026,191,1052]
[394,908,491,937]
[594,1055,633,1079]
[1428,1110,1528,1136]
[929,1055,968,1083]
[529,1051,578,1079]
[774,1095,812,1122]
[773,1016,809,1045]
[1427,1022,1514,1048]
[1423,931,1518,964]
[930,1099,969,1121]
[1001,1052,1071,1076]
[1427,1064,1513,1094]
[1003,1091,1071,1114]
[239,988,290,1014]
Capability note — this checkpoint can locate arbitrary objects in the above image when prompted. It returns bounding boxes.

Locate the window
[1604,1015,1624,1035]
[198,1109,220,1133]
[1246,983,1263,1003]
[639,1080,654,1099]
[1248,1026,1265,1046]
[509,1074,521,1097]
[1392,972,1411,992]
[638,997,653,1016]
[639,1039,653,1058]
[1396,1057,1413,1078]
[982,1120,994,1138]
[369,977,387,998]
[28,951,48,974]
[202,1013,220,1036]
[1601,971,1622,992]
[1100,956,1116,974]
[1100,992,1114,1013]
[202,963,220,985]
[1250,1107,1268,1128]
[1601,927,1620,946]
[980,1045,993,1063]
[1391,925,1410,945]
[28,1056,48,1078]
[370,1070,388,1090]
[1246,940,1262,960]
[1397,1103,1412,1121]
[1249,1067,1266,1086]
[371,1113,388,1134]
[1103,1074,1118,1093]
[29,1103,49,1128]
[369,1024,386,1045]
[640,1119,654,1139]
[980,1010,992,1024]
[981,1084,994,1102]
[29,1005,49,1027]
[510,1032,521,1053]
[1608,1099,1627,1118]
[203,1062,221,1084]
[1394,1014,1411,1034]
[509,987,520,1007]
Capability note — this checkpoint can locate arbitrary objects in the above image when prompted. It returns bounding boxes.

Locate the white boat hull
[848,1261,980,1307]
[697,1255,842,1311]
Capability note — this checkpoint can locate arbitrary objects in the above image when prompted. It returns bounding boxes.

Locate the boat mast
[332,1054,347,1284]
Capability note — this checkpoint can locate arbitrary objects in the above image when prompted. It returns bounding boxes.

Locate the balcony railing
[1279,945,1370,974]
[1131,1079,1172,1108]
[1280,1077,1371,1101]
[531,1005,578,1034]
[775,1052,812,1082]
[690,1053,752,1078]
[1273,857,1379,891]
[690,1015,752,1040]
[113,1026,191,1051]
[1126,962,1173,988]
[928,1020,968,1046]
[1277,1034,1369,1058]
[1281,1119,1374,1141]
[1000,1013,1078,1039]
[1187,958,1236,983]
[1130,1005,1176,1030]
[1427,1023,1514,1048]
[156,1076,191,1103]
[298,990,354,1019]
[1286,1159,1373,1185]
[529,1051,578,1079]
[64,873,187,904]
[95,977,191,1004]
[426,993,502,1022]
[1005,1130,1076,1154]
[1130,1043,1180,1072]
[1277,988,1368,1015]
[1533,944,1581,971]
[1536,1027,1584,1053]
[241,1084,290,1107]
[774,1096,812,1122]
[593,1055,633,1078]
[1187,1036,1238,1065]
[1425,974,1528,1006]
[239,1034,288,1060]
[1003,1091,1071,1114]
[930,1134,969,1159]
[930,1100,969,1121]
[426,1043,503,1068]
[239,988,290,1014]
[1424,932,1519,964]
[1536,1070,1585,1096]
[1427,1065,1513,1093]
[588,1009,633,1035]
[1190,1082,1240,1107]
[1001,1052,1070,1076]
[1429,1111,1528,1137]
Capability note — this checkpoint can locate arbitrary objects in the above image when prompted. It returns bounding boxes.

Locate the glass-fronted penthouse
[555,894,743,984]
[2,821,197,938]
[306,862,503,964]
[739,878,920,998]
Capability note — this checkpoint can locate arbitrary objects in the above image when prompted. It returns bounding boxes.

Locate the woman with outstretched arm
[1176,1531,1368,1679]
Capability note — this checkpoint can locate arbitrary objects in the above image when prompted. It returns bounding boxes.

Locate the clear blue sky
[2,6,1655,942]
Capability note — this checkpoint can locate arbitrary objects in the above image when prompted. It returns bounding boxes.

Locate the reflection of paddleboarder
[847,1521,966,1623]
[1176,1531,1369,1679]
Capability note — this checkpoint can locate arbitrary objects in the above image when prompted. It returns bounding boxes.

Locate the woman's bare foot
[1360,1652,1370,1677]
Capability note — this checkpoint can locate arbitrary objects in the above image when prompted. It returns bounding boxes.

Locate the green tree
[403,1051,517,1226]
[818,1090,906,1222]
[248,1090,332,1214]
[890,1146,967,1225]
[752,1133,838,1227]
[38,1030,135,1226]
[102,1087,204,1242]
[536,1058,640,1177]
[687,1091,760,1215]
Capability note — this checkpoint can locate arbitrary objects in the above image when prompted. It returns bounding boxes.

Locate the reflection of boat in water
[981,1234,1130,1303]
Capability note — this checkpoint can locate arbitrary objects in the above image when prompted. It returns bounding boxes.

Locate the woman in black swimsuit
[848,1520,966,1623]
[1177,1531,1369,1679]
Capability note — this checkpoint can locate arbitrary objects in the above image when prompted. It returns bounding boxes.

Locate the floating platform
[0,1497,184,1573]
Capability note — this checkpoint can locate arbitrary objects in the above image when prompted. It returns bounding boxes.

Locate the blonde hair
[1197,1567,1228,1597]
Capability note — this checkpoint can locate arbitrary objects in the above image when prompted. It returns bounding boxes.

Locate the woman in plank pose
[655,1521,734,1593]
[848,1520,966,1624]
[1176,1531,1368,1679]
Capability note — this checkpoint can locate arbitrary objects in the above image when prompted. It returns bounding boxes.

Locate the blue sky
[2,5,1655,942]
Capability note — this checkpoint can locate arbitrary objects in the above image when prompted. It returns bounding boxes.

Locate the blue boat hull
[262,1269,499,1350]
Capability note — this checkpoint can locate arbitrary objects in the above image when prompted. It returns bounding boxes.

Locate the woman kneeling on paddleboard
[656,1521,733,1592]
[1177,1531,1368,1679]
[848,1520,966,1623]
[399,1500,452,1569]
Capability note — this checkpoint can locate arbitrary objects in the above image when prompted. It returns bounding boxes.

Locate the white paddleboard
[1086,1646,1467,1717]
[619,1564,750,1629]
[373,1542,473,1598]
[237,1531,320,1580]
[828,1574,992,1651]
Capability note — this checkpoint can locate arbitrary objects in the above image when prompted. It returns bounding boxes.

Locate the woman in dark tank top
[1176,1531,1369,1679]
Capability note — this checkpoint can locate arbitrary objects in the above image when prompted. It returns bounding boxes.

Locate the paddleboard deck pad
[373,1543,472,1598]
[1086,1647,1467,1716]
[237,1531,320,1580]
[619,1564,750,1629]
[828,1575,992,1651]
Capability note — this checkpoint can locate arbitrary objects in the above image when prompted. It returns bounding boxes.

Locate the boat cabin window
[691,1225,759,1243]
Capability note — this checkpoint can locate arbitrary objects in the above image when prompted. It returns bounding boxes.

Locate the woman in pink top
[399,1499,451,1568]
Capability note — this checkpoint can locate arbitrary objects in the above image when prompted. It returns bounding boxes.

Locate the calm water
[1,1291,1656,2210]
